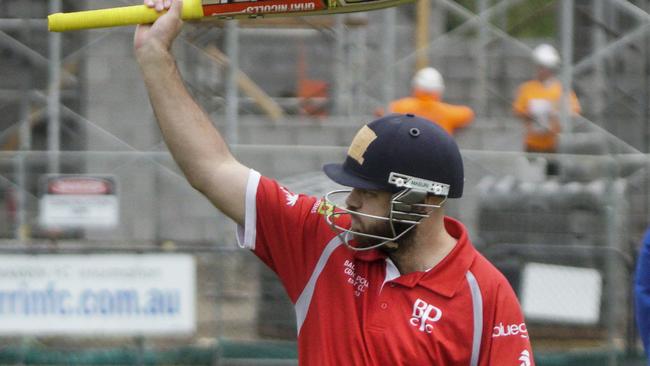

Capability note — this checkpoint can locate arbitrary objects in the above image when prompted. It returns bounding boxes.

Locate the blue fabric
[635,227,650,362]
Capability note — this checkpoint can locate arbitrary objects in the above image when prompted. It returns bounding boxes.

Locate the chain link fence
[2,0,650,364]
[0,147,645,364]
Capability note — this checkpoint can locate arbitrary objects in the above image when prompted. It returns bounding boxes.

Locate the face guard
[324,172,449,251]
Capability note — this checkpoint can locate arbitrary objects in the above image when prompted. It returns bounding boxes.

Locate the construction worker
[387,67,475,136]
[513,44,581,155]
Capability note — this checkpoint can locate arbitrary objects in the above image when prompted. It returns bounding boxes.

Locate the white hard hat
[412,67,445,94]
[532,44,560,69]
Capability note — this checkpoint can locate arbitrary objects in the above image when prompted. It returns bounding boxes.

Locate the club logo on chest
[409,298,442,334]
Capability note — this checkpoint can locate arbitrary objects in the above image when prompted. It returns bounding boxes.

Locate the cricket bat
[48,0,415,32]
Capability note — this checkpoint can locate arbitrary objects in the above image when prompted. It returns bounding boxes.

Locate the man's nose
[345,189,361,210]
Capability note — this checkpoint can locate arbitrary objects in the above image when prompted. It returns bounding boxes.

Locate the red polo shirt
[237,171,534,366]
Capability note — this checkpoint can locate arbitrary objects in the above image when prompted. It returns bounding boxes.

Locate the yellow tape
[182,0,204,19]
[48,0,204,32]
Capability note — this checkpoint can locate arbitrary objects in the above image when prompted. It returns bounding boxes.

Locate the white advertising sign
[0,254,196,335]
[521,262,602,325]
[39,175,119,228]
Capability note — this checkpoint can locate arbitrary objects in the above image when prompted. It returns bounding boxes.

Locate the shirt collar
[352,217,477,298]
[535,77,560,89]
[414,217,477,298]
[413,89,441,101]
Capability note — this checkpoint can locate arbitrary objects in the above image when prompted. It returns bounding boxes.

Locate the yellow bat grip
[48,0,204,32]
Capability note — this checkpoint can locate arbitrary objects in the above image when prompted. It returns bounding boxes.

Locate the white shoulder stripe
[236,169,261,250]
[294,236,343,335]
[466,271,483,366]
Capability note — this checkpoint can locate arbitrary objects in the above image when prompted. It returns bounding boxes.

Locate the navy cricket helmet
[323,113,464,198]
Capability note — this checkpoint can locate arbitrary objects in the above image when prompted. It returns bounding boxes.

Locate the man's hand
[134,0,184,61]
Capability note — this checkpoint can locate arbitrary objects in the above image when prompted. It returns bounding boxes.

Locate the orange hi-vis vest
[389,91,474,135]
[513,79,581,152]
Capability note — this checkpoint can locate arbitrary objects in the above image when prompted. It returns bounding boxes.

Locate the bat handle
[48,0,204,32]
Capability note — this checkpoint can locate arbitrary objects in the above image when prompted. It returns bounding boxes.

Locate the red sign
[202,0,326,16]
[47,177,114,195]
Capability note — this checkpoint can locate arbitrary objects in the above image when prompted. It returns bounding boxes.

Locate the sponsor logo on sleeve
[518,350,531,366]
[313,199,334,216]
[280,186,299,207]
[492,322,529,339]
[409,298,442,334]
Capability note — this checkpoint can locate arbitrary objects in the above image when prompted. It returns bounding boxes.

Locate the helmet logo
[347,125,377,165]
[388,172,450,196]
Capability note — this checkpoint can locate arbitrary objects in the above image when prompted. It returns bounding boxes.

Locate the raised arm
[134,0,249,225]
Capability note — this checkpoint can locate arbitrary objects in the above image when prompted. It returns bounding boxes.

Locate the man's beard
[379,222,415,253]
[351,218,414,252]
